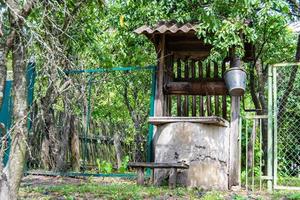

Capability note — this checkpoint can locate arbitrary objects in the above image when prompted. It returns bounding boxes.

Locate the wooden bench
[128,162,189,188]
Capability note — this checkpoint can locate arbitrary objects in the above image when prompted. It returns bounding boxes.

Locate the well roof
[134,21,197,35]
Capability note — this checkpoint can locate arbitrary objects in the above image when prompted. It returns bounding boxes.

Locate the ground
[19,175,300,200]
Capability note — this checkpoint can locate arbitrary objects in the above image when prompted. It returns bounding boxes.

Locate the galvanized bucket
[224,67,246,96]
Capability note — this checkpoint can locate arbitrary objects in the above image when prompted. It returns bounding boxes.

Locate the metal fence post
[273,65,278,189]
[267,65,273,192]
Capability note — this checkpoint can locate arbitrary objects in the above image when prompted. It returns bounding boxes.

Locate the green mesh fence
[27,66,155,176]
[274,64,300,188]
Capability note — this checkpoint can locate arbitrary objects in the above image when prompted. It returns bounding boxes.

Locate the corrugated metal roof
[134,22,197,35]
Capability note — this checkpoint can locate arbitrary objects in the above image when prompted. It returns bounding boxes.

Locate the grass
[19,176,300,200]
[20,182,199,200]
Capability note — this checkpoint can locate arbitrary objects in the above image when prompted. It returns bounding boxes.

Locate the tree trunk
[0,44,7,109]
[0,31,28,200]
[70,115,80,171]
[113,132,122,169]
[54,112,69,172]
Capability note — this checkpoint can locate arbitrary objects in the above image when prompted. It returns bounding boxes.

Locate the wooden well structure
[135,22,253,189]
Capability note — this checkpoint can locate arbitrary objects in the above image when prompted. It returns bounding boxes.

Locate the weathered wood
[214,62,219,116]
[222,96,227,120]
[177,59,181,80]
[191,60,196,116]
[173,51,210,60]
[169,168,177,189]
[183,96,189,116]
[148,116,229,127]
[206,63,212,116]
[170,54,175,80]
[184,59,189,116]
[215,96,219,116]
[199,96,204,116]
[184,59,189,80]
[164,81,228,95]
[222,60,227,119]
[137,167,145,185]
[154,34,166,117]
[229,48,241,188]
[191,60,196,81]
[198,61,204,116]
[192,96,196,116]
[177,95,181,116]
[168,95,172,116]
[128,162,189,169]
[229,96,240,187]
[207,95,212,116]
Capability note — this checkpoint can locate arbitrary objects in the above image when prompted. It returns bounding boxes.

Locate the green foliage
[96,159,113,174]
[119,155,130,173]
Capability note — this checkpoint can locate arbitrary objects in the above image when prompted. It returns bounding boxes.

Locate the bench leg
[137,167,145,185]
[169,168,177,189]
[151,168,155,184]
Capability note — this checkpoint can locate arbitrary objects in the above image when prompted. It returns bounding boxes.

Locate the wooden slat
[198,61,204,116]
[148,116,229,127]
[177,95,181,116]
[191,60,196,81]
[177,59,182,116]
[154,35,165,117]
[207,95,211,116]
[183,96,189,116]
[165,81,228,95]
[222,60,227,119]
[170,54,175,80]
[206,63,211,116]
[184,59,189,116]
[214,62,219,116]
[184,59,189,80]
[191,60,196,116]
[128,162,189,169]
[177,59,181,80]
[168,95,172,116]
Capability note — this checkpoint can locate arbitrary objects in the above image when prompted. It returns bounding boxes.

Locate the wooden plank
[148,116,229,127]
[173,51,210,60]
[207,95,211,116]
[199,96,204,116]
[128,162,189,169]
[177,58,182,116]
[184,59,189,80]
[229,48,241,188]
[184,59,189,116]
[206,63,211,116]
[154,34,166,117]
[215,96,219,116]
[177,59,181,80]
[191,60,197,116]
[170,54,175,80]
[177,95,181,116]
[214,62,219,116]
[229,96,240,187]
[164,81,228,95]
[183,96,189,116]
[222,96,226,119]
[222,60,227,119]
[199,61,204,116]
[137,167,145,185]
[169,168,177,189]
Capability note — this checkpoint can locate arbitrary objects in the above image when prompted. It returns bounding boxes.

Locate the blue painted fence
[0,63,36,165]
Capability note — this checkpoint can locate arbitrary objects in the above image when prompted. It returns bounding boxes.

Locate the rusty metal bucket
[224,67,246,96]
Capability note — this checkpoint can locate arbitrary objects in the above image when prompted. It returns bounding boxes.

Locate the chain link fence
[273,64,300,188]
